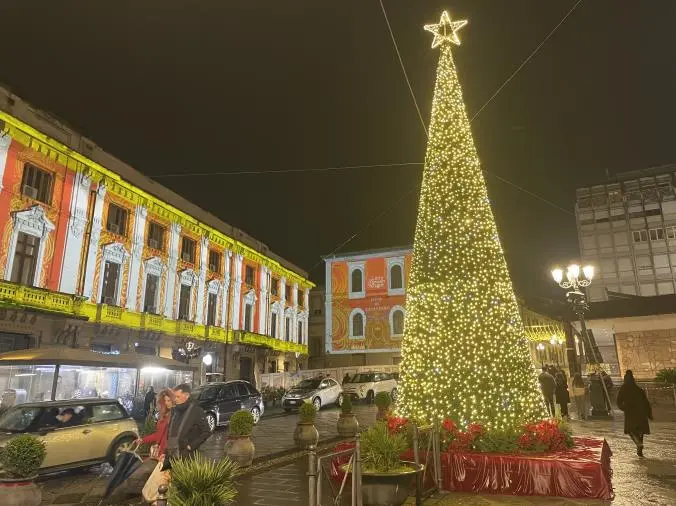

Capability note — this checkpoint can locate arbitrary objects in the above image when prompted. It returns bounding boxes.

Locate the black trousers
[544,393,555,417]
[629,432,644,447]
[558,401,569,417]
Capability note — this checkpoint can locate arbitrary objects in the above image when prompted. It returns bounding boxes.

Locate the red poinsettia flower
[386,416,409,434]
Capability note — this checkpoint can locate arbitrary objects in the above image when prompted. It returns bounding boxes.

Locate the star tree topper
[424,11,468,48]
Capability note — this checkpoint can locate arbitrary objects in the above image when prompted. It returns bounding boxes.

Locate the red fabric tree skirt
[332,437,613,501]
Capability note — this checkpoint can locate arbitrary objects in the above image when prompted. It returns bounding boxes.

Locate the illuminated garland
[397,11,547,431]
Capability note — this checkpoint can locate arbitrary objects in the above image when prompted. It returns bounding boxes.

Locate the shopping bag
[142,459,169,503]
[149,444,160,460]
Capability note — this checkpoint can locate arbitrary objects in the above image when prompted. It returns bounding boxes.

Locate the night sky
[2,1,676,298]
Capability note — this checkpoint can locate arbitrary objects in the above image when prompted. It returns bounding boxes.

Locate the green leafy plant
[0,434,46,479]
[261,386,275,403]
[168,452,239,505]
[137,415,157,455]
[656,368,676,384]
[374,391,392,411]
[341,395,353,414]
[360,421,408,473]
[228,410,254,436]
[472,428,520,453]
[299,402,317,423]
[274,387,286,401]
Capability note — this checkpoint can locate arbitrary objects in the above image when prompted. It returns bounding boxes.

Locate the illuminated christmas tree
[397,11,547,430]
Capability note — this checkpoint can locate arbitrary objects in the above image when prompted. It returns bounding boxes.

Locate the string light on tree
[397,11,547,431]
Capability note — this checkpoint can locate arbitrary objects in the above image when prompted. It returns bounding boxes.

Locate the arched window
[392,310,404,336]
[390,264,403,290]
[351,269,363,294]
[352,313,364,338]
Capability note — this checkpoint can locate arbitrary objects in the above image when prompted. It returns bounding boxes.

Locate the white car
[342,372,398,404]
[282,377,343,412]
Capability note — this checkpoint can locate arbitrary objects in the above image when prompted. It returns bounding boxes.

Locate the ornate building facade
[0,87,312,383]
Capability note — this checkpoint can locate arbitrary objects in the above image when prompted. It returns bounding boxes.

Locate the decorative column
[82,183,107,300]
[303,288,310,345]
[164,223,181,318]
[292,283,299,343]
[279,276,287,339]
[230,254,243,330]
[258,265,269,334]
[126,205,147,311]
[0,132,11,194]
[59,171,91,294]
[221,249,232,329]
[195,237,209,324]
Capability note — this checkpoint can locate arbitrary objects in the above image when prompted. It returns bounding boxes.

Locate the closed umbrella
[103,443,143,498]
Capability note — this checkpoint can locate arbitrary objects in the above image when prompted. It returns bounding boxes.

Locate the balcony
[0,282,82,314]
[235,330,308,355]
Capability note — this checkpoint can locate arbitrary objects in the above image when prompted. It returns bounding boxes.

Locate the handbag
[142,460,169,503]
[149,444,160,460]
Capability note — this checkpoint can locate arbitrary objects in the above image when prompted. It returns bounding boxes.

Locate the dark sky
[2,1,676,298]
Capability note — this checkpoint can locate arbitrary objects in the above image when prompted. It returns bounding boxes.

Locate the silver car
[282,377,343,412]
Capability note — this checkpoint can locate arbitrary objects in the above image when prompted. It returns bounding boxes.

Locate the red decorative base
[331,437,613,501]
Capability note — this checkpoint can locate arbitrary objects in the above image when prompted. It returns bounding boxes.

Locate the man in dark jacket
[538,366,556,417]
[166,383,211,460]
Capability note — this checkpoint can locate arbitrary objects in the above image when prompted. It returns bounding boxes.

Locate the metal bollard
[307,445,317,506]
[156,484,168,506]
[353,433,362,506]
[412,424,421,506]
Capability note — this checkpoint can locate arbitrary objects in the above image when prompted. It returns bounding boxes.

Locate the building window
[284,361,290,372]
[667,227,676,240]
[350,310,365,339]
[144,273,160,313]
[245,265,255,286]
[244,303,253,331]
[348,262,366,298]
[285,284,292,302]
[178,284,191,320]
[10,232,40,286]
[351,269,363,293]
[147,222,165,250]
[181,237,196,264]
[207,292,218,326]
[21,163,53,205]
[268,360,277,373]
[271,278,279,296]
[297,320,303,344]
[106,204,128,236]
[649,228,665,241]
[285,316,291,341]
[390,264,403,290]
[208,250,222,273]
[101,261,121,305]
[390,307,405,337]
[297,290,304,308]
[632,230,648,243]
[271,311,278,338]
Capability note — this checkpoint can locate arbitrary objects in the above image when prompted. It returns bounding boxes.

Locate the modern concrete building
[576,165,676,301]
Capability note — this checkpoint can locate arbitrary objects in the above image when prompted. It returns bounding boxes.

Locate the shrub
[168,452,239,505]
[0,434,46,479]
[261,386,275,403]
[361,421,408,473]
[274,387,286,401]
[341,395,353,414]
[374,392,392,410]
[229,410,254,436]
[656,368,676,384]
[299,402,317,423]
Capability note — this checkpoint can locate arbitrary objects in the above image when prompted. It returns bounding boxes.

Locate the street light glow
[551,268,563,284]
[583,265,594,281]
[567,264,580,281]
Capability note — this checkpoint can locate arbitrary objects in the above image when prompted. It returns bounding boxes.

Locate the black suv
[192,380,264,432]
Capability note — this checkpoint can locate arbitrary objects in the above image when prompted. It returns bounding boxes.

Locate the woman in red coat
[137,388,175,460]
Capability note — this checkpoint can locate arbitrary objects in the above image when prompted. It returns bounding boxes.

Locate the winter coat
[538,371,556,396]
[555,373,570,404]
[617,383,652,435]
[166,400,211,458]
[141,414,170,457]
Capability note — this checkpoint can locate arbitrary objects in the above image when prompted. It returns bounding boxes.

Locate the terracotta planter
[337,413,359,437]
[294,422,319,449]
[0,477,42,506]
[345,462,422,506]
[226,434,255,467]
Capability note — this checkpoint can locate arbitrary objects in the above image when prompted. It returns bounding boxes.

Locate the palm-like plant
[168,452,239,506]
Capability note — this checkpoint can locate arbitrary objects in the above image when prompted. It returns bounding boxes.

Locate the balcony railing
[235,330,308,355]
[0,282,81,314]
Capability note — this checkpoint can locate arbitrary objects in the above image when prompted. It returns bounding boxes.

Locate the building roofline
[323,245,413,261]
[577,163,676,190]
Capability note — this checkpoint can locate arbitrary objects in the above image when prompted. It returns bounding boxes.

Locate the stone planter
[345,462,422,506]
[293,422,319,449]
[0,476,42,506]
[376,408,389,421]
[226,435,255,467]
[337,413,359,437]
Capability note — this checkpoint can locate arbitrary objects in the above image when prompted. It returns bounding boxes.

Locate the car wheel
[336,393,344,407]
[313,397,322,411]
[251,406,261,424]
[391,388,398,401]
[284,408,292,413]
[109,436,135,465]
[206,413,217,432]
[366,391,375,404]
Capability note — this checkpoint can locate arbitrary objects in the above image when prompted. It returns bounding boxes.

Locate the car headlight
[359,386,365,395]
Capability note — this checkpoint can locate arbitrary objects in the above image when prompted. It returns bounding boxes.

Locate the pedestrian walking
[342,373,351,385]
[616,370,653,457]
[555,371,570,419]
[144,386,156,418]
[538,366,556,417]
[137,388,175,460]
[165,384,211,462]
[570,373,587,420]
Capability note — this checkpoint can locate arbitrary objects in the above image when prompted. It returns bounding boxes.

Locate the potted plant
[347,421,421,506]
[261,386,273,408]
[0,434,46,506]
[374,391,392,420]
[294,402,319,449]
[337,395,359,437]
[225,410,255,467]
[168,452,239,505]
